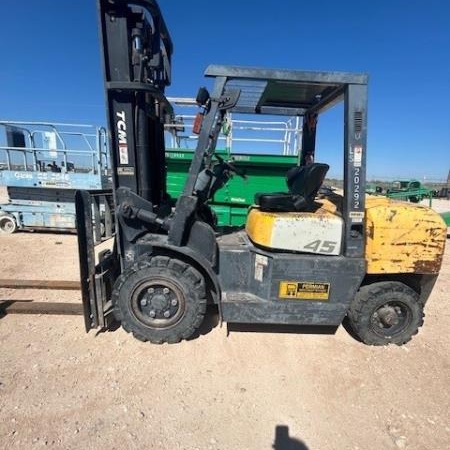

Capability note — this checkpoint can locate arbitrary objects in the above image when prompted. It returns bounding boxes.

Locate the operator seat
[255,162,330,212]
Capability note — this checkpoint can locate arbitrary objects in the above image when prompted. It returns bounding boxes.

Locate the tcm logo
[116,111,129,165]
[116,111,127,143]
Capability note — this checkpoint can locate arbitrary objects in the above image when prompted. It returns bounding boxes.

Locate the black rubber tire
[112,256,206,344]
[347,281,424,346]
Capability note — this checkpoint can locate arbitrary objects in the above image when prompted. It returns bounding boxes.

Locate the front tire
[347,281,424,346]
[112,256,207,344]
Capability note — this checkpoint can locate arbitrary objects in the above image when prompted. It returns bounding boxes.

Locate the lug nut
[163,288,170,294]
[163,310,171,318]
[149,310,156,318]
[140,299,148,306]
[171,299,178,306]
[147,288,154,294]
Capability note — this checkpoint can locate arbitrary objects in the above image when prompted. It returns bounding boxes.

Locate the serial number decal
[279,281,330,301]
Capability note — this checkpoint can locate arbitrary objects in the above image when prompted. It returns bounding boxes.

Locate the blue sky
[0,0,449,180]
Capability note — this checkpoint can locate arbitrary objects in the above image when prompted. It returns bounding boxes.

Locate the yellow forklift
[76,0,446,346]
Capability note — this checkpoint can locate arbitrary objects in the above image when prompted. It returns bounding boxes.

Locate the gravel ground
[0,203,449,450]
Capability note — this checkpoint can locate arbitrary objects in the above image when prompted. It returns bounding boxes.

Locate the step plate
[221,293,347,326]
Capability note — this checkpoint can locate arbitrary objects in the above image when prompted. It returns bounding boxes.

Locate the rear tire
[0,214,17,234]
[112,256,207,344]
[347,281,424,346]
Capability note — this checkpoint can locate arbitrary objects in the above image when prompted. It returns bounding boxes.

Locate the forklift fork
[75,190,117,332]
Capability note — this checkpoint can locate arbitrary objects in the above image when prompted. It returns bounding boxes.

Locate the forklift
[76,0,446,346]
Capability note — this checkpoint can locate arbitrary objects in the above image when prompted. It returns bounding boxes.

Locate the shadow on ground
[273,425,309,450]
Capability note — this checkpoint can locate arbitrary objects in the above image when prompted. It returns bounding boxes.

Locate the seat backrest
[286,163,330,203]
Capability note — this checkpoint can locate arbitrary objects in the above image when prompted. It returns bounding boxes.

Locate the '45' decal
[303,240,337,254]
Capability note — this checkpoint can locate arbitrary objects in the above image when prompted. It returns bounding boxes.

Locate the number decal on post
[303,240,337,254]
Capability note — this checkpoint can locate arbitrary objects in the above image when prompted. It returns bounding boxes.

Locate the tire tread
[348,281,424,346]
[112,255,206,344]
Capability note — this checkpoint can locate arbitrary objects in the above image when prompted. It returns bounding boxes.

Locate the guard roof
[205,65,368,116]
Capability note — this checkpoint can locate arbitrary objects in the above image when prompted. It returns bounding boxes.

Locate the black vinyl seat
[255,163,330,212]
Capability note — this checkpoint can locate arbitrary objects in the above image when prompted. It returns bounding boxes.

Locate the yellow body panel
[365,197,446,274]
[245,199,341,248]
[245,208,276,245]
[245,196,446,275]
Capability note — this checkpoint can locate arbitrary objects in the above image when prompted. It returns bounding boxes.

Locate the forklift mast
[98,0,173,261]
[76,0,175,331]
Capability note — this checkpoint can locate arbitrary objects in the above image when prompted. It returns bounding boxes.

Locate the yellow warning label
[279,281,330,301]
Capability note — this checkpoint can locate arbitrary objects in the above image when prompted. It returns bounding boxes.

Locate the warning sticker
[279,281,330,301]
[119,144,129,165]
[349,211,364,223]
[354,145,363,167]
[254,254,268,282]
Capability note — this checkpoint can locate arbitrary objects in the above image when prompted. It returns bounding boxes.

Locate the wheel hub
[149,293,169,311]
[131,278,186,329]
[370,300,411,337]
[377,306,400,327]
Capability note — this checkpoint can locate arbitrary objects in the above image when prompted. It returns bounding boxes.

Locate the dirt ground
[0,201,449,450]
